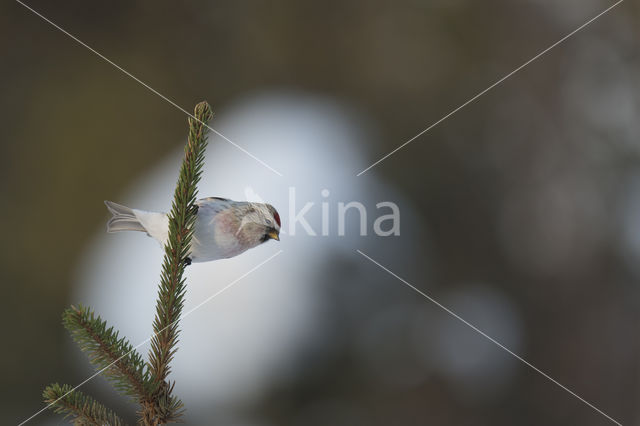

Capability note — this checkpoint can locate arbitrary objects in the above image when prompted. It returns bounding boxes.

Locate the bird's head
[260,204,281,242]
[235,203,281,245]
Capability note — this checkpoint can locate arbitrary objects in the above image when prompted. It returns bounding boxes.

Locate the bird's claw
[184,257,192,266]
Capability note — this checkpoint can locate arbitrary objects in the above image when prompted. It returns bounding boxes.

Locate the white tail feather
[104,200,146,233]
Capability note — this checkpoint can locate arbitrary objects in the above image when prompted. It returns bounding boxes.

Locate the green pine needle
[146,101,213,422]
[43,383,125,425]
[62,305,155,402]
[42,101,213,425]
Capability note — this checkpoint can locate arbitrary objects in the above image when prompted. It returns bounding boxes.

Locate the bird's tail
[104,200,146,233]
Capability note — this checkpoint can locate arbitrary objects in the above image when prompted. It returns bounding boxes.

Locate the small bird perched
[105,197,280,263]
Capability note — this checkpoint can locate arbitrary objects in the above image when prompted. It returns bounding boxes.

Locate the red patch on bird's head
[274,211,281,227]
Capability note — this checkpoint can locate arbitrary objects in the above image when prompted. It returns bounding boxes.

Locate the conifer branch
[42,101,213,425]
[145,101,213,423]
[63,305,155,402]
[43,383,125,426]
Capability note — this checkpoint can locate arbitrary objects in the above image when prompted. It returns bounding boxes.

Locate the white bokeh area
[72,91,431,422]
[71,91,521,424]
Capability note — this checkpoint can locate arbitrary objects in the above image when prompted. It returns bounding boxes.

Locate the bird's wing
[196,198,248,225]
[198,196,231,204]
[197,197,234,217]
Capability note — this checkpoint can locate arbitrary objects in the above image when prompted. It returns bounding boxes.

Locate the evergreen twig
[62,305,155,402]
[144,101,213,423]
[42,101,213,425]
[43,383,125,426]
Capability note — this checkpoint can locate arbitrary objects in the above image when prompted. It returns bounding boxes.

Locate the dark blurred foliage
[2,0,639,425]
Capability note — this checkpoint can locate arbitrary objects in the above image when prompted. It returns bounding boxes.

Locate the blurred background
[2,0,639,425]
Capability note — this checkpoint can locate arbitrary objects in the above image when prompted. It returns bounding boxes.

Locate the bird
[104,197,280,263]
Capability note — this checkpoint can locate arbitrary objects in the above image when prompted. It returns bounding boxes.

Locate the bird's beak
[268,230,280,241]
